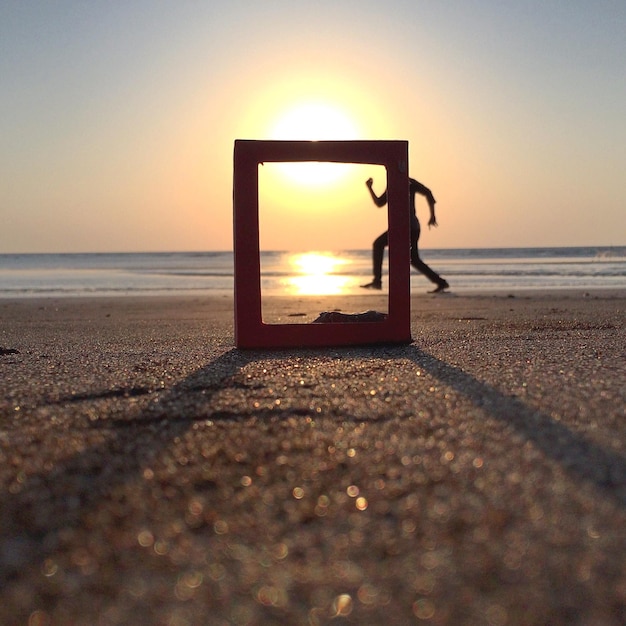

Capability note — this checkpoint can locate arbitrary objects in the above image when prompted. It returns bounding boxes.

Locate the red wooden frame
[233,139,411,349]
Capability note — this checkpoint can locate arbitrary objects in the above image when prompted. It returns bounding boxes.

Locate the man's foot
[361,280,382,290]
[429,280,449,294]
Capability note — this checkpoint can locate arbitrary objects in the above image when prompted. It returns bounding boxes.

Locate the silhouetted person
[361,177,449,293]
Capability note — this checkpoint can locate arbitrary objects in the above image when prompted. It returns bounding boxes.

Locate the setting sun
[267,100,361,187]
[270,102,359,141]
[240,77,395,251]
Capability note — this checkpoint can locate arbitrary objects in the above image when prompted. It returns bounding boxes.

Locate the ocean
[0,247,624,298]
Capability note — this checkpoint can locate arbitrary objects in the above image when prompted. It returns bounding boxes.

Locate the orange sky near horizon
[1,2,624,253]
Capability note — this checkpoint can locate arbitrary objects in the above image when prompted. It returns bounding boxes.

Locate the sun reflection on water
[284,252,352,296]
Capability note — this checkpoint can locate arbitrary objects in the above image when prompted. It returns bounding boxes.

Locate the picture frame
[233,139,412,349]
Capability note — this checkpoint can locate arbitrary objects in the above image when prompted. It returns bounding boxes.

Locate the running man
[361,177,449,293]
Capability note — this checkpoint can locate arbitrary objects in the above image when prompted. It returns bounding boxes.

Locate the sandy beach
[1,290,625,625]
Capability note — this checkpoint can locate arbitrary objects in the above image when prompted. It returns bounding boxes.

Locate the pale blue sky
[1,1,624,252]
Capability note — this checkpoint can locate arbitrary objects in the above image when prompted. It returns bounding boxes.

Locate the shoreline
[1,286,625,304]
[0,284,624,300]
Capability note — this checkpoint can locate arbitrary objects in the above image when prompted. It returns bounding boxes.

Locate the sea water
[0,247,624,298]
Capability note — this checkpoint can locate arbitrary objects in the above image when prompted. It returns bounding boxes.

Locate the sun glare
[268,101,361,188]
[270,102,359,141]
[285,252,352,295]
[290,251,348,274]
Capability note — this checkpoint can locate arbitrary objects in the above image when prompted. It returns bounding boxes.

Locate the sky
[1,1,625,253]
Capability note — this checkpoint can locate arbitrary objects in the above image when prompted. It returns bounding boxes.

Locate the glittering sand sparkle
[1,291,625,625]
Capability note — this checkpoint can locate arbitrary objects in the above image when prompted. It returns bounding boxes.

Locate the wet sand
[1,290,625,625]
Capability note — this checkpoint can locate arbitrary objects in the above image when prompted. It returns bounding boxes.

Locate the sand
[1,290,625,625]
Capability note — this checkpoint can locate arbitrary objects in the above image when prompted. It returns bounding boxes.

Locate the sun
[267,101,361,187]
[270,102,359,141]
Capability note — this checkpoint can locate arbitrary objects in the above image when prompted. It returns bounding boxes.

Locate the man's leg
[410,228,449,292]
[361,231,388,289]
[411,253,449,291]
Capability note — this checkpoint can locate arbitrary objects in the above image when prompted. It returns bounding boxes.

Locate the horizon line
[1,244,624,256]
